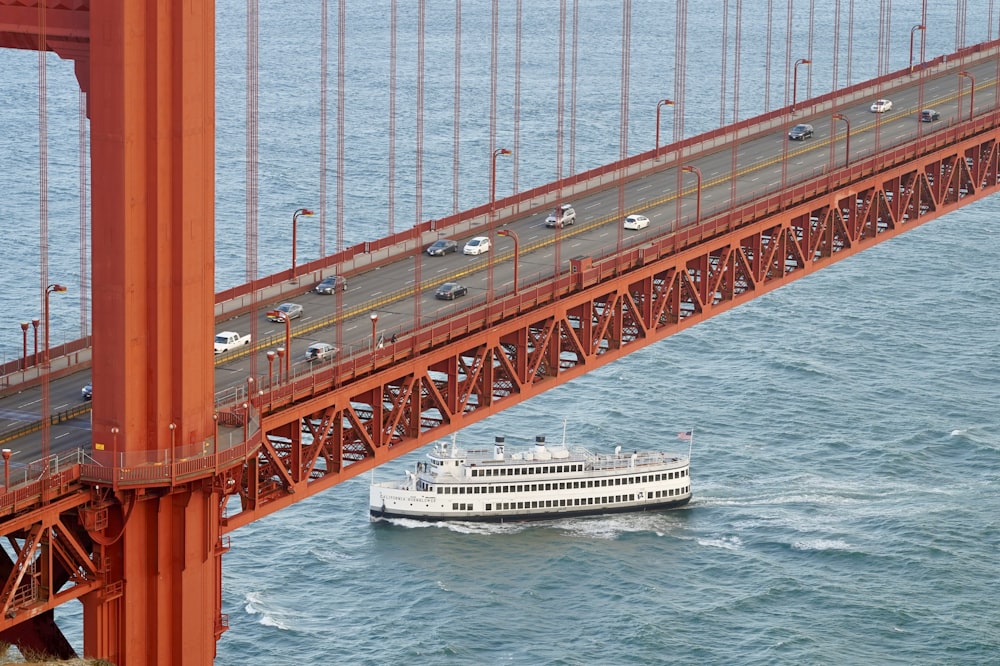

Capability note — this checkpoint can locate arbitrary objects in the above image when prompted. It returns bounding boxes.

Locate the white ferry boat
[369,430,692,522]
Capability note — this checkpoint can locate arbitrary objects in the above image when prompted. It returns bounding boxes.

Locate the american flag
[677,431,693,441]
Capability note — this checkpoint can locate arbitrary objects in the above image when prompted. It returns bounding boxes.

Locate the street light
[2,448,11,489]
[497,228,520,295]
[291,207,315,279]
[275,347,285,384]
[266,350,276,390]
[958,71,975,122]
[791,58,811,112]
[909,25,926,73]
[681,165,703,225]
[20,322,28,371]
[370,313,379,353]
[31,318,39,366]
[44,284,67,365]
[490,148,512,217]
[832,113,851,168]
[275,311,292,380]
[655,99,675,158]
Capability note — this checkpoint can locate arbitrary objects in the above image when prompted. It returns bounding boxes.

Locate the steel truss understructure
[222,120,1000,529]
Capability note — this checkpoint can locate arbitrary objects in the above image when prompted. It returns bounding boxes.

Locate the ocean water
[2,2,1000,664]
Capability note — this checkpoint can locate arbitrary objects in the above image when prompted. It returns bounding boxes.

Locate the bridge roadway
[1,49,998,465]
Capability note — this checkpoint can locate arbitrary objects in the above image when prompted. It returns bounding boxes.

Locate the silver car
[267,302,303,322]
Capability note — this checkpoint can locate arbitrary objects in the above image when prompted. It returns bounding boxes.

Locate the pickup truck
[214,331,251,355]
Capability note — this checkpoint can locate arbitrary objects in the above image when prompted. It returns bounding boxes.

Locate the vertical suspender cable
[732,0,741,124]
[877,0,891,77]
[489,0,498,174]
[487,0,499,299]
[956,0,966,50]
[451,0,460,213]
[415,0,425,227]
[719,0,728,126]
[79,92,90,342]
[38,0,51,459]
[320,0,329,254]
[730,0,741,205]
[246,0,260,380]
[336,0,346,252]
[784,0,793,108]
[513,0,523,193]
[807,0,814,99]
[335,0,347,352]
[832,0,841,90]
[391,0,398,226]
[765,0,773,110]
[846,0,854,85]
[413,0,425,328]
[617,0,631,254]
[556,0,567,182]
[569,0,579,174]
[674,0,687,226]
[674,0,686,143]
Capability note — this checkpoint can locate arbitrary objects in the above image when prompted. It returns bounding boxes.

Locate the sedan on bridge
[463,236,491,255]
[426,239,459,256]
[788,123,814,140]
[920,109,940,122]
[870,98,893,113]
[266,302,303,322]
[314,275,347,293]
[81,384,92,400]
[435,282,468,300]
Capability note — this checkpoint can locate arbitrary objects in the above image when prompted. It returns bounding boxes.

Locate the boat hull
[370,495,691,523]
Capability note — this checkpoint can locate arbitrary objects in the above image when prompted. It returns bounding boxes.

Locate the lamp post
[833,113,850,168]
[909,24,925,72]
[681,165,703,225]
[497,228,520,295]
[276,311,292,380]
[370,313,379,353]
[655,99,675,158]
[44,284,67,365]
[291,207,315,279]
[31,318,39,365]
[275,347,285,384]
[20,322,28,371]
[958,71,975,122]
[169,422,176,464]
[490,148,512,217]
[791,58,811,112]
[2,448,10,489]
[266,350,276,391]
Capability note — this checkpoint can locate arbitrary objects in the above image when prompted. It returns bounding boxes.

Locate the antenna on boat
[687,429,695,460]
[451,432,458,456]
[561,418,568,447]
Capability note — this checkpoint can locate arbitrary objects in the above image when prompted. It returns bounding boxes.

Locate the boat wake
[243,591,292,630]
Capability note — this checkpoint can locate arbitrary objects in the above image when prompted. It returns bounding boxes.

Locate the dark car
[81,384,92,400]
[426,239,459,256]
[435,282,468,300]
[788,123,814,140]
[314,275,347,294]
[920,109,940,122]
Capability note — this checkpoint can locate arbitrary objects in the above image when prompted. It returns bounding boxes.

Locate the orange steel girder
[219,124,1000,530]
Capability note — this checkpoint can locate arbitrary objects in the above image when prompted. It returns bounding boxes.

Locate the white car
[623,214,649,230]
[870,99,893,113]
[463,236,491,255]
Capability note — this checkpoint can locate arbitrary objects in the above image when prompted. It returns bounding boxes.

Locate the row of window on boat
[437,468,688,494]
[449,485,691,512]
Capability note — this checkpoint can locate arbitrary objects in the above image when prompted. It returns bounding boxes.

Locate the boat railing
[586,450,686,471]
